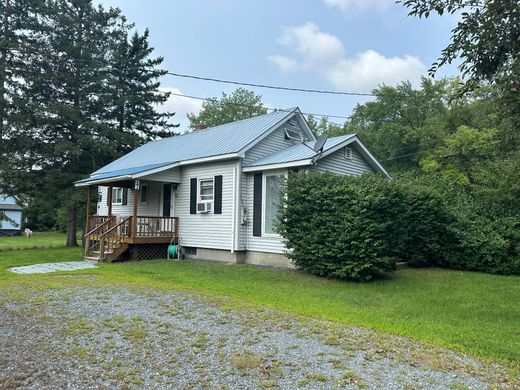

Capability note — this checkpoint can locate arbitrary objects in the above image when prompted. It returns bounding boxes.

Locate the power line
[169,92,352,122]
[166,72,376,97]
[6,46,353,123]
[381,149,434,162]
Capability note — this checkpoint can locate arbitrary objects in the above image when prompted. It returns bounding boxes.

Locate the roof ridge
[149,108,297,145]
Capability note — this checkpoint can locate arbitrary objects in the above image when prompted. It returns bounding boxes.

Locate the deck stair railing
[99,216,132,260]
[84,216,116,256]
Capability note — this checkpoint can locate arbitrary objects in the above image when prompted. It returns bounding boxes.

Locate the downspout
[230,165,237,253]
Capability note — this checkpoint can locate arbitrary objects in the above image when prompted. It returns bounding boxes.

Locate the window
[198,179,214,202]
[284,128,304,143]
[140,184,148,204]
[263,173,285,235]
[345,147,353,160]
[112,188,123,204]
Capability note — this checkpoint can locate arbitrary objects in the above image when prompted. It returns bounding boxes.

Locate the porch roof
[75,162,172,185]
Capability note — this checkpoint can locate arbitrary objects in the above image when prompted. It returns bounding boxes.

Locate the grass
[0,247,519,368]
[0,231,69,251]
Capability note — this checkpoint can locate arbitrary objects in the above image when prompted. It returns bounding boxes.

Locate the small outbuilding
[0,195,23,236]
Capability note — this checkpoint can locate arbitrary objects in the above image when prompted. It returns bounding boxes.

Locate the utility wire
[169,92,352,122]
[5,46,356,123]
[166,72,376,97]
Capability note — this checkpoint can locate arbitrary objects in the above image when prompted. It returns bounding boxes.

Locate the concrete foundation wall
[184,247,293,269]
[244,251,294,268]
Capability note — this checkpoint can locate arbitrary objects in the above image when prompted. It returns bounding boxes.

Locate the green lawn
[0,247,519,368]
[0,231,69,251]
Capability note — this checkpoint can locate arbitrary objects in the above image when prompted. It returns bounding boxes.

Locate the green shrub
[278,173,451,281]
[278,172,520,280]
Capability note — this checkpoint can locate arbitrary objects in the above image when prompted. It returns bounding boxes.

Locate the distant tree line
[0,0,177,245]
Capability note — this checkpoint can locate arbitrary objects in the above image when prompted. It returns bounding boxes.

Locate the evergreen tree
[108,27,178,139]
[1,0,177,246]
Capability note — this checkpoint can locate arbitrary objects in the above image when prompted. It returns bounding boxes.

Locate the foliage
[187,88,267,129]
[0,0,176,245]
[306,114,347,136]
[420,125,498,185]
[279,172,520,278]
[396,172,520,275]
[398,0,520,93]
[277,173,451,281]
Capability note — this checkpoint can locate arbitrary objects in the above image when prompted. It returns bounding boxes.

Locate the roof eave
[242,159,313,172]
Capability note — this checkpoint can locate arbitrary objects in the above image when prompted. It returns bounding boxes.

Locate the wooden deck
[84,215,179,261]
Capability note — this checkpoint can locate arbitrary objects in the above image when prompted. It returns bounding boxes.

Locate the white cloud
[323,0,391,14]
[157,88,203,120]
[268,22,426,91]
[267,55,299,72]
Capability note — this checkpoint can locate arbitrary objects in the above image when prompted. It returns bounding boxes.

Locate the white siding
[96,181,162,217]
[239,171,286,254]
[142,167,181,182]
[313,146,374,176]
[176,160,238,251]
[243,119,306,165]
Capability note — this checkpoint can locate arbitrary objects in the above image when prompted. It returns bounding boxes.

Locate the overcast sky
[98,0,461,131]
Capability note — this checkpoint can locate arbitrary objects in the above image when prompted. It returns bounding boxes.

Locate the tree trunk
[0,0,10,158]
[66,206,78,247]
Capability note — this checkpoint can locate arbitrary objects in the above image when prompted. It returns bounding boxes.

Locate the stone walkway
[9,261,97,274]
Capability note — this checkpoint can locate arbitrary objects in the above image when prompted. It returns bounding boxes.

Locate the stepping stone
[9,262,97,274]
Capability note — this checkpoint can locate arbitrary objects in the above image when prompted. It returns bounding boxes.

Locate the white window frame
[111,187,123,205]
[140,184,148,205]
[197,178,214,203]
[262,170,287,237]
[345,147,353,160]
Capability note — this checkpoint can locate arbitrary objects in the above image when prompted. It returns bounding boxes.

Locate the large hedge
[278,172,520,281]
[277,173,451,281]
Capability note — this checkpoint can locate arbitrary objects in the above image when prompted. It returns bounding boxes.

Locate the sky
[98,0,461,131]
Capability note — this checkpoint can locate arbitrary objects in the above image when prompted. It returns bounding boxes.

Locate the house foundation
[184,247,294,269]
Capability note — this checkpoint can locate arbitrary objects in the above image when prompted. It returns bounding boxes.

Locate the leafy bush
[277,173,451,281]
[278,172,520,281]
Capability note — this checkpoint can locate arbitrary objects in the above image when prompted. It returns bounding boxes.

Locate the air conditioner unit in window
[197,202,212,213]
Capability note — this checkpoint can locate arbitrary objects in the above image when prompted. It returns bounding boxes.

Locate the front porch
[83,182,179,262]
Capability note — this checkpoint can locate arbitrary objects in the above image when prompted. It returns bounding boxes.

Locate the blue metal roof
[76,163,172,184]
[93,109,297,176]
[244,134,356,167]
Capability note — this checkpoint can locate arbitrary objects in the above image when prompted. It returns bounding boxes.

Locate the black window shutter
[253,173,262,237]
[214,175,223,214]
[106,188,109,206]
[190,178,197,214]
[122,188,128,205]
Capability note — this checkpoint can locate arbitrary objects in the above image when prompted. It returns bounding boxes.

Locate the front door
[162,184,172,217]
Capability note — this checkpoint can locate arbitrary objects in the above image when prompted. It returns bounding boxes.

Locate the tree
[1,0,176,246]
[187,88,267,128]
[399,0,520,92]
[344,78,452,171]
[108,27,178,139]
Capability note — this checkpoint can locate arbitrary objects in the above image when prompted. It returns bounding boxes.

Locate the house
[0,195,23,236]
[76,108,390,266]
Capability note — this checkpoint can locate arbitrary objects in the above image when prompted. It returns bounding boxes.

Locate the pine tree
[109,28,178,139]
[2,0,178,246]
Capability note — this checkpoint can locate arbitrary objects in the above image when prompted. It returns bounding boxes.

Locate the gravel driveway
[0,285,514,389]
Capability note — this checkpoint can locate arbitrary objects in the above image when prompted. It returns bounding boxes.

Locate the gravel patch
[8,262,97,274]
[0,286,515,389]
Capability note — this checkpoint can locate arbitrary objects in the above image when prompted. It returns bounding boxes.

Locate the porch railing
[135,216,179,238]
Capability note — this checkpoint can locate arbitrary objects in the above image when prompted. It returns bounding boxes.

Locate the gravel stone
[0,287,514,389]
